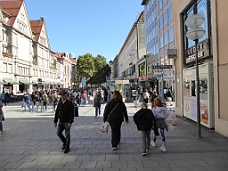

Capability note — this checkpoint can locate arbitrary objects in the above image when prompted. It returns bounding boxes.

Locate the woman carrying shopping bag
[103,91,129,150]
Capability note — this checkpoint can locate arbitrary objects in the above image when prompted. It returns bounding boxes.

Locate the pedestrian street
[0,102,228,171]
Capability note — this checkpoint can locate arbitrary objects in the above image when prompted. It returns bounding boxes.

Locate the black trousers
[109,121,122,148]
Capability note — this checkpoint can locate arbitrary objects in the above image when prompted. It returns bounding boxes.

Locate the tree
[76,53,110,87]
[89,64,111,85]
[76,53,95,84]
[94,55,107,72]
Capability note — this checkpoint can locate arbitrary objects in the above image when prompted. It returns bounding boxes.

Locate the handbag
[99,122,109,133]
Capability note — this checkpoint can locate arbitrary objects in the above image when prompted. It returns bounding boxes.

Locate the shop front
[183,63,214,128]
[181,0,213,128]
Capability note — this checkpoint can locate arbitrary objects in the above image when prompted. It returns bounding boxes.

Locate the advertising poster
[191,99,209,126]
[200,100,209,125]
[184,97,192,118]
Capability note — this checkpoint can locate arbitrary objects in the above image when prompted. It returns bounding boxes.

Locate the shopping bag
[165,110,177,131]
[99,122,109,133]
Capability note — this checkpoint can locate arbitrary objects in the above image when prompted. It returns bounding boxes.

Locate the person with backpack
[94,91,102,117]
[42,92,48,111]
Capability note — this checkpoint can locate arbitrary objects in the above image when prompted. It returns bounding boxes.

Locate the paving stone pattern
[0,102,228,171]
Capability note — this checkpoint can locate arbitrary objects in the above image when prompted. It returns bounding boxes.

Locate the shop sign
[166,49,177,59]
[139,76,148,81]
[185,39,209,64]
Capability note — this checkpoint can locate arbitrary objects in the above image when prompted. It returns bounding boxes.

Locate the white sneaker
[151,141,156,148]
[159,145,167,152]
[141,152,146,156]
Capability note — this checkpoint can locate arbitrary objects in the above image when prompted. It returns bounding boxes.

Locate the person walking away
[54,90,74,153]
[150,91,158,108]
[51,91,58,112]
[24,92,32,111]
[143,90,150,103]
[0,97,5,132]
[134,90,139,108]
[151,97,170,152]
[94,91,102,117]
[31,91,36,111]
[76,93,81,106]
[5,92,11,106]
[133,102,157,156]
[22,90,27,110]
[42,92,48,111]
[35,92,41,112]
[103,91,129,150]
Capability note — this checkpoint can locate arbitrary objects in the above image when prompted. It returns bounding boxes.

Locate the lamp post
[184,14,206,138]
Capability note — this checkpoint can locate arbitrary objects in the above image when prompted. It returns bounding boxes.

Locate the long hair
[153,97,165,107]
[111,91,122,101]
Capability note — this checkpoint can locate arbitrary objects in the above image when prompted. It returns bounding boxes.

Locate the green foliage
[76,53,111,86]
[76,53,95,82]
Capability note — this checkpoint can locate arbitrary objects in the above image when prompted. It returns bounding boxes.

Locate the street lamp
[184,14,206,138]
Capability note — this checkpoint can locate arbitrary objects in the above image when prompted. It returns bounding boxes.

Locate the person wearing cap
[54,90,74,153]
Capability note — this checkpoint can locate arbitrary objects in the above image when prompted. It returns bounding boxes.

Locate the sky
[24,0,144,62]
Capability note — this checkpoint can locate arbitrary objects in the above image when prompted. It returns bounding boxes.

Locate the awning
[19,79,31,85]
[32,80,42,85]
[3,78,18,85]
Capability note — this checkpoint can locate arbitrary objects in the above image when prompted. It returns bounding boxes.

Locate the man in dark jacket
[133,102,156,156]
[54,90,74,153]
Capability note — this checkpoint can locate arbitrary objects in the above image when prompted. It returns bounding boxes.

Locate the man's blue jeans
[57,122,71,149]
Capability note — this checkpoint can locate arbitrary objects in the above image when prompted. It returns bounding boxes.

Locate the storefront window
[183,0,210,50]
[139,62,146,76]
[184,78,190,97]
[197,0,208,42]
[200,77,208,100]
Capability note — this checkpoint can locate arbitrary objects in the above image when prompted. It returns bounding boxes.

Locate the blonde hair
[153,97,165,107]
[141,102,148,108]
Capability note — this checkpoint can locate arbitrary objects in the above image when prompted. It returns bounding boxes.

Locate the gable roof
[30,19,44,41]
[69,57,77,64]
[0,0,23,26]
[55,52,65,59]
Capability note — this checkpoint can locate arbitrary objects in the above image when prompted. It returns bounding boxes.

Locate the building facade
[0,0,76,95]
[142,0,176,99]
[117,11,146,85]
[173,0,228,137]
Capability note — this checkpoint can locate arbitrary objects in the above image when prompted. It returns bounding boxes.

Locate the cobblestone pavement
[0,102,228,171]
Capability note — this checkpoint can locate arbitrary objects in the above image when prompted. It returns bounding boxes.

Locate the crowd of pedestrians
[0,86,172,156]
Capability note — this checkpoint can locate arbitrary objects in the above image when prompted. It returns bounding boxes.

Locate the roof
[55,52,65,59]
[69,57,77,64]
[30,19,44,41]
[0,0,23,26]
